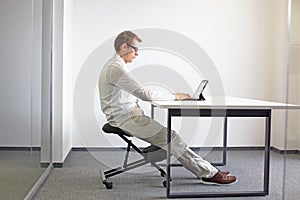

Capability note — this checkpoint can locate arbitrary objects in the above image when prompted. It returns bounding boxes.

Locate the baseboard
[53,163,63,168]
[72,147,132,151]
[270,147,299,154]
[72,146,293,152]
[0,146,41,151]
[40,163,51,168]
[53,147,73,168]
[72,146,299,153]
[190,146,266,151]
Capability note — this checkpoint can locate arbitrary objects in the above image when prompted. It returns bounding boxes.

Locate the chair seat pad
[102,123,132,137]
[143,145,167,162]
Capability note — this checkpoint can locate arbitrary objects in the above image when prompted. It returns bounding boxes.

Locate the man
[99,30,237,185]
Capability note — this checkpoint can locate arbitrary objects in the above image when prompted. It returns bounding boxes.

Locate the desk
[151,96,300,198]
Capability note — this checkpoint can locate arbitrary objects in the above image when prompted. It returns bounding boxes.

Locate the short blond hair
[114,31,142,52]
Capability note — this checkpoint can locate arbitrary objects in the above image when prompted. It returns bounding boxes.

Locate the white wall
[286,0,300,150]
[271,0,300,151]
[52,0,73,163]
[62,0,74,161]
[61,0,295,152]
[0,0,42,147]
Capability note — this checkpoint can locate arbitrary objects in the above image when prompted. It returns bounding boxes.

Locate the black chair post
[123,139,132,168]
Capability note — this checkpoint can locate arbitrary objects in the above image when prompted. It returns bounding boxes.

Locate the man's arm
[108,65,190,101]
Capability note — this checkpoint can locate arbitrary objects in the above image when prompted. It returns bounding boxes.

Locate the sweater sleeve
[107,64,175,101]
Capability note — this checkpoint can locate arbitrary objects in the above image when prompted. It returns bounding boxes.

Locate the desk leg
[166,109,172,197]
[164,109,271,198]
[223,117,228,165]
[211,117,227,166]
[264,110,271,195]
[151,104,154,119]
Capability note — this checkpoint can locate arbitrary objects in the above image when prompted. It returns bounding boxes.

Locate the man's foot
[201,172,237,185]
[216,167,231,176]
[212,165,231,175]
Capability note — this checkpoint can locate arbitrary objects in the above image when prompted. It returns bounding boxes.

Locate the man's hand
[173,93,192,100]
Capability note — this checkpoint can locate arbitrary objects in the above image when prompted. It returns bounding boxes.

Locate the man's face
[120,39,139,63]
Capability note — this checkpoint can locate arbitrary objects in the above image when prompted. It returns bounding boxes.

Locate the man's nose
[135,51,138,56]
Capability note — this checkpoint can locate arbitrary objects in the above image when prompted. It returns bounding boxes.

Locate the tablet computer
[182,80,208,101]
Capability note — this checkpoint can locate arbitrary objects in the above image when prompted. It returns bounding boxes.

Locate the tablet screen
[192,80,208,99]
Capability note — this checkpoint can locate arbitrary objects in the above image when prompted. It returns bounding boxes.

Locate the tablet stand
[199,93,206,101]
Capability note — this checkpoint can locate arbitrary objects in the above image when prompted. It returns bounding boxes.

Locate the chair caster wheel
[104,181,113,189]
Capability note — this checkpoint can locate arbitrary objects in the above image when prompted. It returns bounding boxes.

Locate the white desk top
[152,96,300,110]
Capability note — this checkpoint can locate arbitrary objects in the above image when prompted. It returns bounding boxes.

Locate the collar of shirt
[115,53,126,65]
[114,53,130,73]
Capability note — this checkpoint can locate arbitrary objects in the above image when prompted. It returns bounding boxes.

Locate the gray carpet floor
[32,150,300,200]
[0,151,45,200]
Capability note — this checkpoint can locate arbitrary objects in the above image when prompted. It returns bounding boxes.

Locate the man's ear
[120,43,127,52]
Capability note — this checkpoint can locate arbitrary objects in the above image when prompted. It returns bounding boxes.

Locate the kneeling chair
[100,123,168,189]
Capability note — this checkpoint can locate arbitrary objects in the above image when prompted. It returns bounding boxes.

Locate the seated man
[98,30,237,185]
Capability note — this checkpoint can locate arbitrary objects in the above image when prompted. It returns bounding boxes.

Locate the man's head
[114,31,142,63]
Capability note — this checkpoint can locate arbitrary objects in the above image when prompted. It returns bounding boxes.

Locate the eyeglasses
[126,43,139,52]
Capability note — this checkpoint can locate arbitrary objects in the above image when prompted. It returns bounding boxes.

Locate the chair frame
[100,130,167,189]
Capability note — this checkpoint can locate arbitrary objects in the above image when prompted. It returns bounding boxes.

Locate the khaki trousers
[119,115,218,178]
